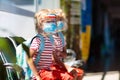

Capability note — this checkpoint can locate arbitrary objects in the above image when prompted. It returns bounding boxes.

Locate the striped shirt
[30,35,65,71]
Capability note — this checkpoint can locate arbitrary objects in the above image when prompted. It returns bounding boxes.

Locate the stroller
[0,37,25,80]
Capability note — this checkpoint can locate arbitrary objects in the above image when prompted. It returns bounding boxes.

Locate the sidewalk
[83,71,119,80]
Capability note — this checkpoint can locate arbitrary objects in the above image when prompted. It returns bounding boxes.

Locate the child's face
[41,14,57,34]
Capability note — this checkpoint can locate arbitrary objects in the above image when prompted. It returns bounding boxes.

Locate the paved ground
[83,71,119,80]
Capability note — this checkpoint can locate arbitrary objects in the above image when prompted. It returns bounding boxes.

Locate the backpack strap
[48,35,54,45]
[30,34,45,65]
[58,32,65,46]
[30,34,54,65]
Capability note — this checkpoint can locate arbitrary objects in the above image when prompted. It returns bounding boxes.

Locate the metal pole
[0,52,13,80]
[34,0,39,12]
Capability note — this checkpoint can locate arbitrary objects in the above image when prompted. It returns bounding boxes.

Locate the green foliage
[11,36,30,58]
[22,43,30,58]
[0,37,16,63]
[11,36,26,46]
[0,36,27,79]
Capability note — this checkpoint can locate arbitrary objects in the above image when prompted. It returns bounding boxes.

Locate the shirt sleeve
[30,37,41,52]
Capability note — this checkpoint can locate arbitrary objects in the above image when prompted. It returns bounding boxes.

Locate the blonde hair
[34,9,68,33]
[34,9,50,33]
[52,9,67,21]
[52,9,68,31]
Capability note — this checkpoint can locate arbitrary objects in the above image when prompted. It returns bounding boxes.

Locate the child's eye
[52,21,56,23]
[46,21,51,23]
[59,19,63,21]
[46,21,56,23]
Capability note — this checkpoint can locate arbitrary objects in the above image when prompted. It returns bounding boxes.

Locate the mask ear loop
[56,21,68,33]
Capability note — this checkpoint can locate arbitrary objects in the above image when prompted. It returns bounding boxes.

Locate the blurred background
[1,0,120,79]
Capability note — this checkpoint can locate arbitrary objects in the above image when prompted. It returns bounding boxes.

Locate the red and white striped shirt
[30,35,65,71]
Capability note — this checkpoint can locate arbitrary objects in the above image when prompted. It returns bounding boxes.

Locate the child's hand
[52,50,67,71]
[36,75,41,80]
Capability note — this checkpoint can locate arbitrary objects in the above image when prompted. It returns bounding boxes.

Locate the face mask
[57,21,64,31]
[43,22,57,34]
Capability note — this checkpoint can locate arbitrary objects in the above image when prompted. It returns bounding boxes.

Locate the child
[27,9,83,80]
[27,9,73,80]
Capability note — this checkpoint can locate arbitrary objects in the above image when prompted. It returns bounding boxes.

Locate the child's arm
[52,50,67,71]
[26,49,41,80]
[56,47,67,59]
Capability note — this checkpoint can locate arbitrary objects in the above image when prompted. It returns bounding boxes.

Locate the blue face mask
[57,21,64,30]
[43,22,57,33]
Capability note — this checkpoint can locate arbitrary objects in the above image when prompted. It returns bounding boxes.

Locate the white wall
[0,11,35,39]
[0,0,60,39]
[39,0,60,9]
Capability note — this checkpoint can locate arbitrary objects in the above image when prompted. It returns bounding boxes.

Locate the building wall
[0,0,60,39]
